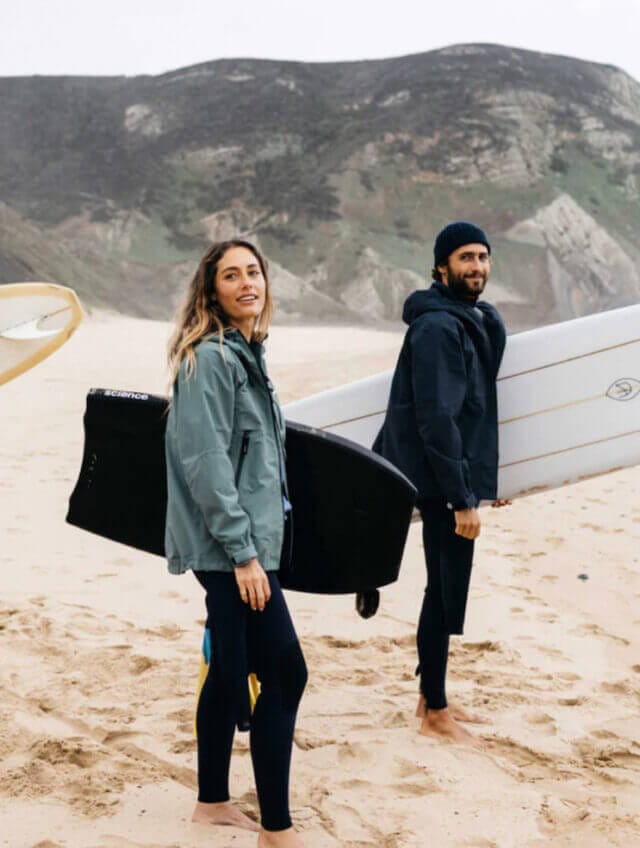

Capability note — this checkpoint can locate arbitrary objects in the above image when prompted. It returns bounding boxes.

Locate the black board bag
[67,390,416,609]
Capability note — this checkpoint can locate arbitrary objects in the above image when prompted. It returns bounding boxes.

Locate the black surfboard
[66,389,416,596]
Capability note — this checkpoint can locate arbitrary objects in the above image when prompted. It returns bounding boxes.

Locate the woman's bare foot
[415,694,487,724]
[258,826,305,847]
[419,707,483,747]
[191,800,259,831]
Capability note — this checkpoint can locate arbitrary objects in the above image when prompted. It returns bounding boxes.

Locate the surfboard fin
[356,589,380,619]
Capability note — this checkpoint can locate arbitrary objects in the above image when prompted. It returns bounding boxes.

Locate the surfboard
[0,283,83,386]
[66,389,416,595]
[283,304,640,500]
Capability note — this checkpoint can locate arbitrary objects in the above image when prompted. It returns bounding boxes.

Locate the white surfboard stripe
[497,337,640,382]
[500,428,640,469]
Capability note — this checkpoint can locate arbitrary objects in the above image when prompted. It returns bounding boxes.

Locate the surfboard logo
[606,378,640,402]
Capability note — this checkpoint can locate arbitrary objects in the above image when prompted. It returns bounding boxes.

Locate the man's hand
[454,508,481,540]
[234,558,271,611]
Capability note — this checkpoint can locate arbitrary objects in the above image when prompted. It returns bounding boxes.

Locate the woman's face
[214,246,266,336]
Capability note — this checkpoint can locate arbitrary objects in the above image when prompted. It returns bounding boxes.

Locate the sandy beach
[1,314,640,848]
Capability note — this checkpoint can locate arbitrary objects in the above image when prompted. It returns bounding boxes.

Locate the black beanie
[433,221,491,267]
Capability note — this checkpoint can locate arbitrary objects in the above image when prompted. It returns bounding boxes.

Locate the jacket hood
[403,281,481,326]
[403,282,506,378]
[204,329,265,383]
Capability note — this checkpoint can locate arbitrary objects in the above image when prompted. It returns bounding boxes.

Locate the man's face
[438,243,491,298]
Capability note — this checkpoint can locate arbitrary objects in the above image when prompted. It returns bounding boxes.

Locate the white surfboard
[0,283,84,386]
[284,304,640,501]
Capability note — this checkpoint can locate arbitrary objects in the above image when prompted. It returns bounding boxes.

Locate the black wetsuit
[194,570,307,832]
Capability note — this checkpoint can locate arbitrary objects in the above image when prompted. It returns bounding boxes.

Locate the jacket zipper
[235,431,250,485]
[236,333,293,570]
[256,352,294,570]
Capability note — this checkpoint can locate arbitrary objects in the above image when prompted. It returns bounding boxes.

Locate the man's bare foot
[419,707,483,747]
[191,800,259,831]
[258,826,305,847]
[415,694,487,724]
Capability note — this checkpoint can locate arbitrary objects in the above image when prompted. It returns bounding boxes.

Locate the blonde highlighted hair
[168,240,273,383]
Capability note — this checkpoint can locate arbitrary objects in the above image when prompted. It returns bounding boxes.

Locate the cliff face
[1,43,639,329]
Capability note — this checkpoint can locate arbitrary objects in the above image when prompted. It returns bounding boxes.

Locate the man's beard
[446,269,488,300]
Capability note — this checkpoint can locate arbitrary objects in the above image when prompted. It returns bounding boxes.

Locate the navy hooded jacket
[373,281,506,509]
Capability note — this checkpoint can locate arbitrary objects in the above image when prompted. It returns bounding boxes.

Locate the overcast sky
[2,0,639,82]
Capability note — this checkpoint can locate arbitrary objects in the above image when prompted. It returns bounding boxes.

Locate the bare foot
[419,707,484,747]
[258,826,305,847]
[416,694,487,724]
[191,800,259,831]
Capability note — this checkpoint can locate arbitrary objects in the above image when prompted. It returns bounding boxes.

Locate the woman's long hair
[168,239,273,382]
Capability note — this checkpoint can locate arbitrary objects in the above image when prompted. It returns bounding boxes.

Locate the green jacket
[164,330,287,575]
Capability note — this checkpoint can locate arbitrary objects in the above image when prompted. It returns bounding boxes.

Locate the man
[373,221,507,744]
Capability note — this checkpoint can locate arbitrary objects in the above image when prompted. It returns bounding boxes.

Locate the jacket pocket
[235,431,250,486]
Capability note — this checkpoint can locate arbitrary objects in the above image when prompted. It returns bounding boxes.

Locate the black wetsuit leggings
[417,499,474,711]
[193,570,307,832]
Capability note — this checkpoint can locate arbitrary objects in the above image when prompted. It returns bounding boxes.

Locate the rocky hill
[1,43,639,330]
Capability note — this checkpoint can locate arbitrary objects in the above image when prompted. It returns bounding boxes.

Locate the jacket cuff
[229,543,258,567]
[447,494,477,511]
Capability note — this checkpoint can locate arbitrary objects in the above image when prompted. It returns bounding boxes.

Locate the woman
[165,240,307,848]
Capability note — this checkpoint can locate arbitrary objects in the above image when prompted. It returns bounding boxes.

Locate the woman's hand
[234,558,271,611]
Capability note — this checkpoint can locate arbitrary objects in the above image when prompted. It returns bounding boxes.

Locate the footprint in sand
[556,671,581,682]
[31,738,101,769]
[129,655,157,674]
[537,612,559,623]
[112,557,133,567]
[381,710,407,729]
[143,623,185,640]
[294,731,337,751]
[524,711,557,736]
[600,680,635,696]
[337,741,374,763]
[390,779,440,797]
[171,739,196,754]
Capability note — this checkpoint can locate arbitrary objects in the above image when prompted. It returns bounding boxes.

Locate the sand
[1,313,640,848]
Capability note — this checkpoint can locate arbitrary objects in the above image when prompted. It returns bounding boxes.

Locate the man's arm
[410,318,479,536]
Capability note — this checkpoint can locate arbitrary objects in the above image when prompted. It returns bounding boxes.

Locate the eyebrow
[219,263,260,273]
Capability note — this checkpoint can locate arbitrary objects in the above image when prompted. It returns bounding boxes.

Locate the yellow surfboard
[193,627,260,736]
[0,282,83,386]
